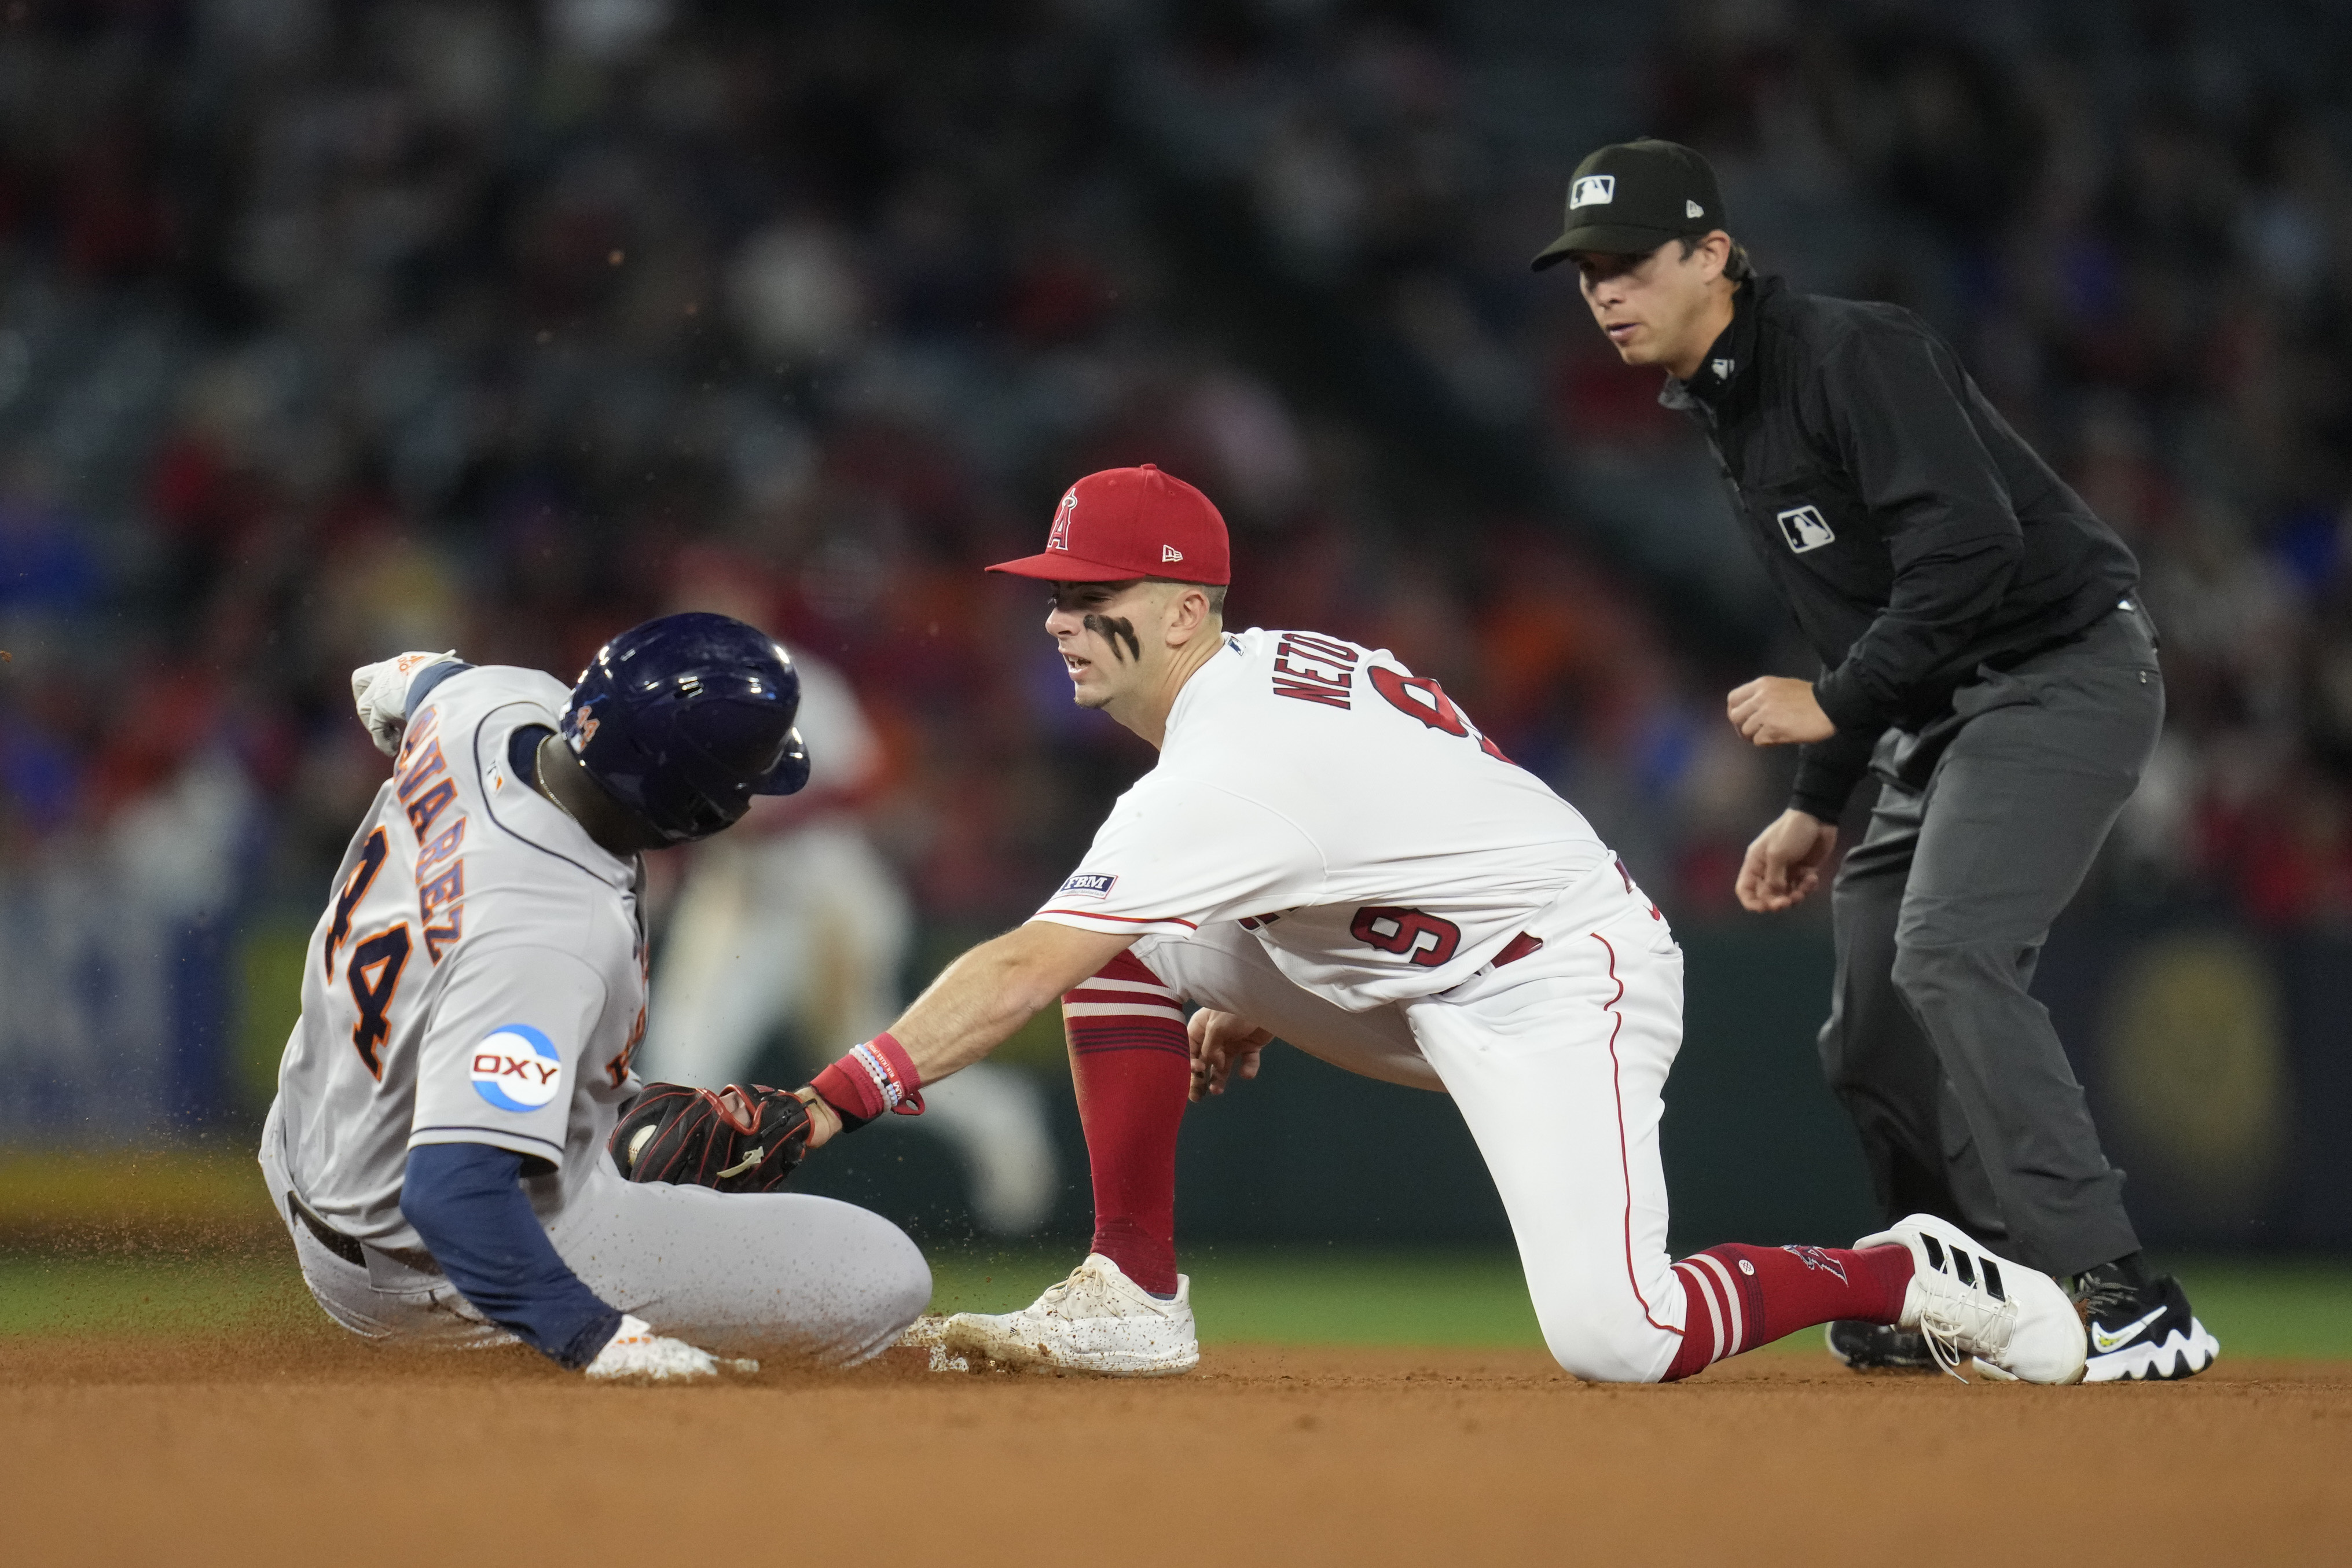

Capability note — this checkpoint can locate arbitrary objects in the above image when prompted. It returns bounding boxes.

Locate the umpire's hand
[1736,809,1839,913]
[1726,676,1837,746]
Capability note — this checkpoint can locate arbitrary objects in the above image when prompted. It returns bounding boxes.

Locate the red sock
[1664,1243,1914,1381]
[1063,951,1189,1297]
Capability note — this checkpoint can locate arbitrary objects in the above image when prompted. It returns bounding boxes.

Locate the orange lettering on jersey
[606,1004,646,1089]
[415,818,466,876]
[404,779,457,840]
[395,741,448,800]
[397,706,442,765]
[424,907,463,964]
[419,864,464,921]
[414,814,468,964]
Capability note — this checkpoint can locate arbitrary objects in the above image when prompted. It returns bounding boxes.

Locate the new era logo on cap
[1162,544,1183,563]
[1686,199,1704,218]
[1571,174,1616,208]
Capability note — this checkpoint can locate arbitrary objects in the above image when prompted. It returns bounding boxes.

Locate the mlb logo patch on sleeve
[1057,872,1118,901]
[1776,504,1836,554]
[471,1023,564,1111]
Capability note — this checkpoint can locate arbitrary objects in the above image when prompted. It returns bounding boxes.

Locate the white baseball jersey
[265,664,647,1250]
[1033,627,1613,1007]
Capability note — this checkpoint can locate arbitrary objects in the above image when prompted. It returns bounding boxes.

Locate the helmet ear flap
[760,728,810,796]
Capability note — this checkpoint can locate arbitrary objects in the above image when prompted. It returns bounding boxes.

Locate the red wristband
[810,1031,926,1125]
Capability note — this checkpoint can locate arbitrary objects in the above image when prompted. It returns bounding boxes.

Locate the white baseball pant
[1135,873,1691,1382]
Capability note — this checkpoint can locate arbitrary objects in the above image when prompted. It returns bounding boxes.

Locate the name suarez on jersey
[394,704,468,964]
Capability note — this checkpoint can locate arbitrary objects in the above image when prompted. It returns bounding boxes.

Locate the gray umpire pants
[1819,600,2161,1280]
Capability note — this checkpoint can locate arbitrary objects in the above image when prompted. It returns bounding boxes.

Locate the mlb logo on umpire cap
[1571,174,1616,208]
[1777,504,1836,555]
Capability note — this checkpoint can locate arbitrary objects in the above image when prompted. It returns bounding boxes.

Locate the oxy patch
[1058,872,1118,901]
[471,1023,564,1112]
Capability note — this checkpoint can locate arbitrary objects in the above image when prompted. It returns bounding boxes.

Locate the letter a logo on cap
[1049,490,1076,552]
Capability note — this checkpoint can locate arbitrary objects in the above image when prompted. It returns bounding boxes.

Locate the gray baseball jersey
[265,663,647,1251]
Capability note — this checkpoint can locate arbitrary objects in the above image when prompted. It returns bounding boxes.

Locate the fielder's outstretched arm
[798,919,1132,1147]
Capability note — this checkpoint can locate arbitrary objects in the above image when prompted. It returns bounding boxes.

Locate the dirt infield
[8,1332,2347,1567]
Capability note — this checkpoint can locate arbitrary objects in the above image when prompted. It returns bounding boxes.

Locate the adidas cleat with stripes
[1854,1214,2087,1385]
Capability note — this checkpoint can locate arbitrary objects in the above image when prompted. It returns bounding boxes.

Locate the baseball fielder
[259,614,929,1378]
[759,465,2087,1385]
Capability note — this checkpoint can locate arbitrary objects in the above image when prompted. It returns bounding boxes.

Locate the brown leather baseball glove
[608,1082,813,1194]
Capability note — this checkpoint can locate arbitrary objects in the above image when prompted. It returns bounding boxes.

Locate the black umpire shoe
[1825,1317,1938,1373]
[2074,1270,2221,1382]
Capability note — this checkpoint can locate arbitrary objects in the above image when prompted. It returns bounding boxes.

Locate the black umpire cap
[1531,139,1726,270]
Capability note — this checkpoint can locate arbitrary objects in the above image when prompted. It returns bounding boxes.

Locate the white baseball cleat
[583,1314,758,1380]
[1854,1214,2086,1386]
[939,1253,1199,1376]
[895,1314,971,1373]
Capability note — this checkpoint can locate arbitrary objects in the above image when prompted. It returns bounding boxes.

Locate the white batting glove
[582,1314,759,1381]
[350,650,460,755]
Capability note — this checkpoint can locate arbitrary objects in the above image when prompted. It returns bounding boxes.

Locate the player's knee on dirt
[1529,1290,1683,1384]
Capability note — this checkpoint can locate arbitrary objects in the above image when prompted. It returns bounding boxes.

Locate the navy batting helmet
[560,612,812,844]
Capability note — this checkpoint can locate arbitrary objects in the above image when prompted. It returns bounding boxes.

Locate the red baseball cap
[986,464,1231,585]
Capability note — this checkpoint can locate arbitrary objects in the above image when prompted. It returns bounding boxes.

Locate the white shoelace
[1915,1276,2016,1383]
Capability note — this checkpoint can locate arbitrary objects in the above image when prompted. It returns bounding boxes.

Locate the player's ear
[1165,583,1211,643]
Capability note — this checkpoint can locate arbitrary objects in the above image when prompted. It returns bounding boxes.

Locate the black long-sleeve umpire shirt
[1661,276,2140,821]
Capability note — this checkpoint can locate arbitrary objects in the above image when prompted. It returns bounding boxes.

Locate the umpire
[1533,139,2217,1382]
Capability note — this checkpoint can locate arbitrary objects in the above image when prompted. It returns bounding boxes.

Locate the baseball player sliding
[728,465,2089,1385]
[259,614,928,1378]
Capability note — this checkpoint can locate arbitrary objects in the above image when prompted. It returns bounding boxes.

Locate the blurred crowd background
[1,0,2347,1242]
